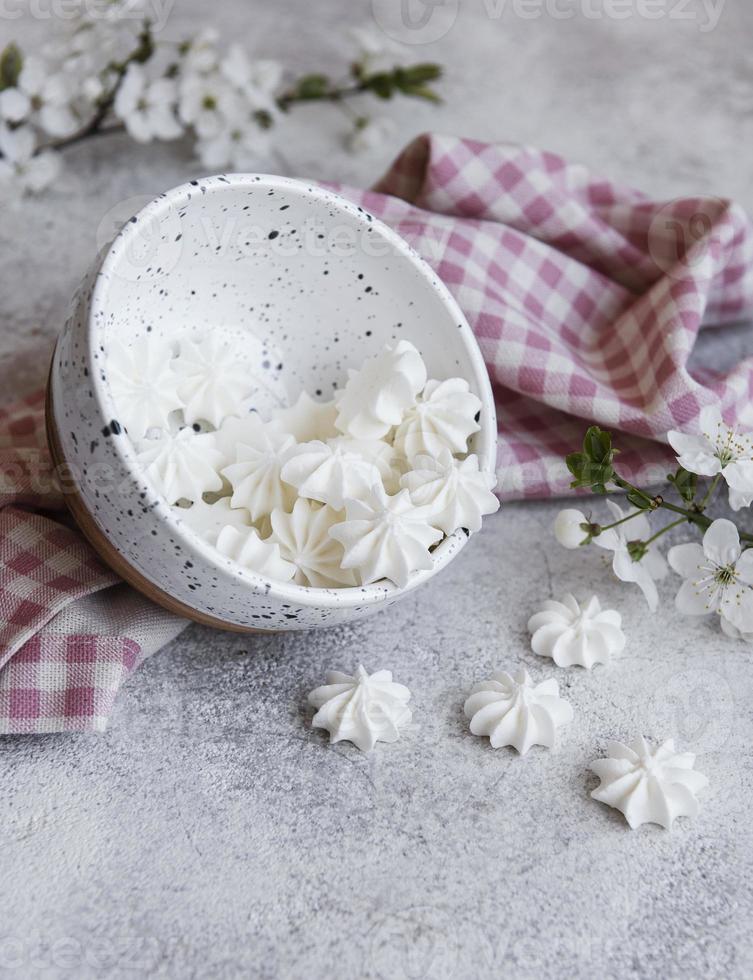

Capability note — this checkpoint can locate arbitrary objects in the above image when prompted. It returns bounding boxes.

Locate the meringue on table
[590,737,708,829]
[527,594,625,669]
[464,667,573,754]
[307,665,413,751]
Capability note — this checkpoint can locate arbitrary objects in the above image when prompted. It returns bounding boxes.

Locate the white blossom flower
[348,116,396,154]
[594,500,667,611]
[196,121,270,170]
[0,125,61,196]
[179,28,221,75]
[720,616,753,643]
[113,64,183,143]
[0,87,30,124]
[15,56,78,138]
[220,45,281,113]
[178,70,244,140]
[348,26,407,73]
[668,406,753,511]
[667,518,753,632]
[553,508,590,549]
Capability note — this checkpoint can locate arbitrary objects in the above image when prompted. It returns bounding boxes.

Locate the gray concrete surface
[2,1,753,977]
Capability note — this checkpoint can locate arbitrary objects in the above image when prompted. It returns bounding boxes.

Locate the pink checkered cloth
[337,134,753,498]
[2,134,752,735]
[0,393,185,734]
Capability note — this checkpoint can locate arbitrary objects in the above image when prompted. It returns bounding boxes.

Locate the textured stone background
[2,1,753,978]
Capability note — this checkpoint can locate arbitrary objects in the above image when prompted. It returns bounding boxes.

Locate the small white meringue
[590,737,708,830]
[215,524,295,581]
[269,499,357,588]
[174,496,251,544]
[211,413,275,469]
[174,334,254,427]
[527,594,625,669]
[136,427,224,504]
[329,484,442,588]
[276,391,338,443]
[107,337,184,439]
[394,377,481,460]
[335,339,427,440]
[280,438,384,511]
[307,665,412,751]
[222,426,297,520]
[464,667,573,754]
[401,449,499,534]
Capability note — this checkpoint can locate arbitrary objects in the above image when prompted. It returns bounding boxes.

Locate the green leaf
[583,425,613,466]
[294,73,331,100]
[398,63,443,85]
[0,43,23,92]
[626,490,651,510]
[364,72,396,99]
[627,539,647,562]
[667,466,697,504]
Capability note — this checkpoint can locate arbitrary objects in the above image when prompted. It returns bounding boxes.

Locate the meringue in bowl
[47,174,497,631]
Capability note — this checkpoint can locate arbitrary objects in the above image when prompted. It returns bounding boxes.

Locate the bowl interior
[90,174,495,606]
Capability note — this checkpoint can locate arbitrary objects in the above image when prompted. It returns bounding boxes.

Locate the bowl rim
[87,172,497,612]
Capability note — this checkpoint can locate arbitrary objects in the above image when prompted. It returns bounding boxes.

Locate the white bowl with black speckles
[48,174,497,632]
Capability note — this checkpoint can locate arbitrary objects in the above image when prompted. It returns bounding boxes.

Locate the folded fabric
[2,134,752,734]
[0,393,186,734]
[334,134,753,498]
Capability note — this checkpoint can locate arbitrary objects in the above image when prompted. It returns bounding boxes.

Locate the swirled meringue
[329,484,442,588]
[215,524,296,581]
[335,340,427,440]
[464,667,573,754]
[107,337,183,439]
[211,413,273,469]
[222,426,297,520]
[401,449,499,534]
[175,496,251,544]
[276,391,338,443]
[174,335,255,427]
[527,594,626,669]
[307,665,412,751]
[280,439,385,511]
[270,499,357,588]
[590,737,708,829]
[394,377,481,459]
[136,427,224,504]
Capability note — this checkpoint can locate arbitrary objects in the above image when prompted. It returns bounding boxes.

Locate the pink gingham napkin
[2,133,752,734]
[336,134,753,498]
[0,393,185,734]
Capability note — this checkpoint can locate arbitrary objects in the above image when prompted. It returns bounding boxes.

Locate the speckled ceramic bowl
[48,174,496,631]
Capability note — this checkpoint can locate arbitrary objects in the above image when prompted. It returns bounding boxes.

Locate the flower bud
[554,508,590,549]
